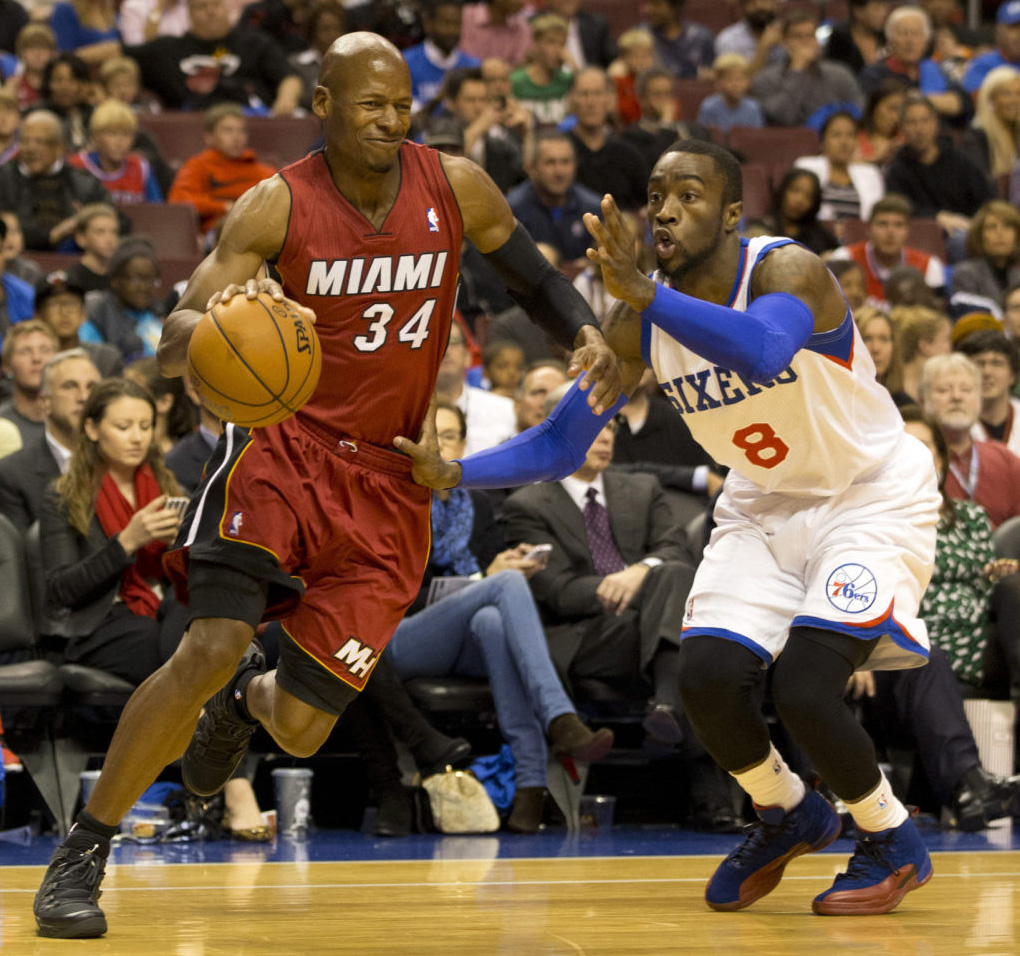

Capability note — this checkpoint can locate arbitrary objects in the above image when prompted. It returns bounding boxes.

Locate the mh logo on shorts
[334,637,377,678]
[825,563,877,613]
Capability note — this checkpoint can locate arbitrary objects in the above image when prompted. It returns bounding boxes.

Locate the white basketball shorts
[681,433,940,671]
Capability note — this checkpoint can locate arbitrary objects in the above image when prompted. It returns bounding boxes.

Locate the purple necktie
[583,486,626,577]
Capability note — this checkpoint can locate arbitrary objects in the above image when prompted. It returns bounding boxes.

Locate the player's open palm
[583,195,651,308]
[118,497,182,554]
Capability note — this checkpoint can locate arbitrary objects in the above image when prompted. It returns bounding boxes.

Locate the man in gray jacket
[750,10,863,128]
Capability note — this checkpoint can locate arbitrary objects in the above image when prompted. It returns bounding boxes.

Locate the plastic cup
[79,769,101,806]
[272,767,313,836]
[579,794,616,830]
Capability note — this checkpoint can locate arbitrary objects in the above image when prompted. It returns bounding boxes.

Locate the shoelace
[728,819,785,866]
[193,714,257,760]
[838,836,891,882]
[47,847,105,901]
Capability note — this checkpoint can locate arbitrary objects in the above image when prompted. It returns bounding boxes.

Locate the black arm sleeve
[482,223,599,351]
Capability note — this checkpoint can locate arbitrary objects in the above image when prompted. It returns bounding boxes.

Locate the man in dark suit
[543,0,616,68]
[165,379,222,494]
[500,416,693,729]
[0,349,100,532]
[501,416,740,828]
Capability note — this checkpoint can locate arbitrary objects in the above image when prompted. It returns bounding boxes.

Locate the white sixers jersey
[645,236,905,497]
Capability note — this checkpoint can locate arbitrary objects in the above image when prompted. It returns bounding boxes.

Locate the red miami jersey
[275,142,463,447]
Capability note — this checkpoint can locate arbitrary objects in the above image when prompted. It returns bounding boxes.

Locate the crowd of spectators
[2,0,1020,836]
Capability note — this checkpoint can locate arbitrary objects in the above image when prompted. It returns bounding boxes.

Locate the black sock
[67,810,116,857]
[232,667,259,723]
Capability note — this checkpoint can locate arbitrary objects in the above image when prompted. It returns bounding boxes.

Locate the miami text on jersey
[304,253,450,296]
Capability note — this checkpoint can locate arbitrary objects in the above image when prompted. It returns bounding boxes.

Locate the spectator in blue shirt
[506,129,601,265]
[0,218,35,343]
[962,0,1020,95]
[404,0,480,113]
[697,53,764,132]
[49,0,122,69]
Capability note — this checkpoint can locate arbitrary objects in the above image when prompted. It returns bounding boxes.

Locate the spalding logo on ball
[187,292,322,428]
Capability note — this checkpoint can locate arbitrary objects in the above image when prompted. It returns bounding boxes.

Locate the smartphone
[522,543,553,562]
[164,496,189,517]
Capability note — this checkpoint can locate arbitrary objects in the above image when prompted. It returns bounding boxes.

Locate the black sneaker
[182,640,265,797]
[951,766,1020,832]
[34,842,108,938]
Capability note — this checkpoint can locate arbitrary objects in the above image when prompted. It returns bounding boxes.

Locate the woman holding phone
[39,377,188,685]
[386,403,614,833]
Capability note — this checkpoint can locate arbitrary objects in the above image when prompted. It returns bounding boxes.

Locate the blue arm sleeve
[456,380,628,489]
[641,284,815,384]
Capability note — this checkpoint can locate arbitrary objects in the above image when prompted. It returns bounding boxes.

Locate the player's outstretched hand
[583,195,656,312]
[394,395,463,490]
[569,325,622,415]
[205,278,316,325]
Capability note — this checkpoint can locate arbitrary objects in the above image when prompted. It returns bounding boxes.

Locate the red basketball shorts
[164,417,432,700]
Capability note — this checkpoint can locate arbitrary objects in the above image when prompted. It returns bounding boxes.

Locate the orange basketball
[187,292,322,428]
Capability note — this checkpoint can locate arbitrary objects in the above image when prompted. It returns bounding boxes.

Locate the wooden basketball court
[2,849,1018,955]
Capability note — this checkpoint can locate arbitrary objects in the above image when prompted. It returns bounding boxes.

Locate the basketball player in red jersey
[33,32,620,939]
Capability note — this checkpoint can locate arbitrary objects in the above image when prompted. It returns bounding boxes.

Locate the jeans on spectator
[387,570,575,788]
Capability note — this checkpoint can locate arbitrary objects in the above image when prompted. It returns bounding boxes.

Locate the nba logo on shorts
[426,207,439,233]
[825,563,877,613]
[228,511,244,536]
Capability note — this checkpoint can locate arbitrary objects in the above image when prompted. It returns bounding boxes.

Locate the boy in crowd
[66,205,121,296]
[696,53,763,132]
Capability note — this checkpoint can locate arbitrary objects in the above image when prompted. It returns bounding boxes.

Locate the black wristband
[482,223,598,351]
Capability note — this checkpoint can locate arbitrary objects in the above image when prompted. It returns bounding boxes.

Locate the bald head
[319,31,407,89]
[20,110,65,175]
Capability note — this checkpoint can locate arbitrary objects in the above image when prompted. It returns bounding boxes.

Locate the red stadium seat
[740,163,771,220]
[244,115,322,170]
[840,217,947,260]
[726,126,820,183]
[674,79,715,124]
[136,112,206,169]
[579,0,646,40]
[120,203,202,257]
[24,252,78,280]
[685,0,742,34]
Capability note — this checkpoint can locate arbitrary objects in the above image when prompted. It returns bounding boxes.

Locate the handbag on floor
[420,768,500,834]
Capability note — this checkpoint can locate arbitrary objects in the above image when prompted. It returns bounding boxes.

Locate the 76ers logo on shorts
[825,563,878,613]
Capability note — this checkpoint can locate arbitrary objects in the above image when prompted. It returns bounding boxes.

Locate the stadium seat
[579,0,647,40]
[727,126,820,183]
[674,79,715,125]
[740,163,771,220]
[245,115,322,169]
[840,217,947,260]
[136,112,206,169]
[993,515,1020,560]
[685,0,742,34]
[120,203,202,257]
[25,252,78,279]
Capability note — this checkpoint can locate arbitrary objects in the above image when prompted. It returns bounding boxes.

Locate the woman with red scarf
[40,377,186,685]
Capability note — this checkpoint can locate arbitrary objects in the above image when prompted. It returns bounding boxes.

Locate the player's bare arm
[602,300,653,398]
[750,243,847,335]
[157,176,303,378]
[440,152,621,414]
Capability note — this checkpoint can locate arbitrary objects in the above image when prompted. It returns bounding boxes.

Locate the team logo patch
[825,563,878,613]
[427,207,439,233]
[228,511,244,536]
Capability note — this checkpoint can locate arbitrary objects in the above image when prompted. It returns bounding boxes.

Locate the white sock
[732,744,807,812]
[845,773,908,833]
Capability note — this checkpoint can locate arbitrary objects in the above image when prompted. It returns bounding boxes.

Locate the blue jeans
[387,570,575,787]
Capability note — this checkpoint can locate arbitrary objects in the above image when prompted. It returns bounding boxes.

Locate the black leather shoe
[642,701,683,745]
[951,766,1020,832]
[416,736,472,777]
[374,787,413,837]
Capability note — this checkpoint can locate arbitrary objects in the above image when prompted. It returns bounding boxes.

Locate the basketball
[187,292,322,428]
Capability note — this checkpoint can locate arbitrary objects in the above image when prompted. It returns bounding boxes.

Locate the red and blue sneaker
[705,789,842,911]
[812,815,932,915]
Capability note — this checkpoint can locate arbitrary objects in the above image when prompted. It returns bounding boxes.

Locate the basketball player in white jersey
[397,139,941,916]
